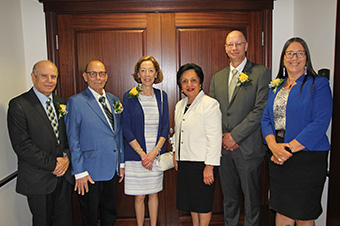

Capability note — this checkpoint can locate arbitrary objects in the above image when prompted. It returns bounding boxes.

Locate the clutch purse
[156,151,174,172]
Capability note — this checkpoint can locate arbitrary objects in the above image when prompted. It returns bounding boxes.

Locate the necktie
[99,96,114,131]
[46,98,59,143]
[229,69,238,101]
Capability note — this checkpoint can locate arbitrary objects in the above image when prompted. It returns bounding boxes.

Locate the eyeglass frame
[285,51,306,59]
[225,42,247,49]
[85,71,107,78]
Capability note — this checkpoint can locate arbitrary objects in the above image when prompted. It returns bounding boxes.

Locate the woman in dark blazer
[261,37,332,225]
[122,56,169,226]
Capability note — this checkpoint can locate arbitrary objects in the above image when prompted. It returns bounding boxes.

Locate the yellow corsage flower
[113,100,124,114]
[268,78,285,93]
[237,72,252,87]
[128,85,142,99]
[56,102,67,119]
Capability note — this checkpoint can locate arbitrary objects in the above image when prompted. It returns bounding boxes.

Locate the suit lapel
[84,89,113,132]
[106,94,118,132]
[28,89,58,142]
[224,66,231,106]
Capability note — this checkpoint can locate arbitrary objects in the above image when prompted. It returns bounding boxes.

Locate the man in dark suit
[65,60,124,226]
[7,60,73,226]
[209,30,271,226]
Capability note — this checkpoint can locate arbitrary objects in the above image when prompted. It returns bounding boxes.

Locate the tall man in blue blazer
[7,60,73,226]
[65,60,124,226]
[209,30,271,226]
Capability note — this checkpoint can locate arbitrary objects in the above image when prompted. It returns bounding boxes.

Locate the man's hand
[52,156,69,177]
[75,175,95,195]
[119,168,125,183]
[222,133,239,151]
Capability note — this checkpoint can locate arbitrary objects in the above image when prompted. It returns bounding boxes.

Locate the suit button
[181,142,183,144]
[227,113,230,116]
[181,130,184,132]
[113,150,117,152]
[183,118,185,121]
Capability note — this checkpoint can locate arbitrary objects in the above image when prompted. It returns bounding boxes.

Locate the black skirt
[269,137,329,220]
[176,161,217,213]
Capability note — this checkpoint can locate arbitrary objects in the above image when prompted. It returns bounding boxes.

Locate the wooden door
[57,11,270,226]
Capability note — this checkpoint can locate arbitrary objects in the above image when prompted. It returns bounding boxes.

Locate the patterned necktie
[46,98,59,143]
[229,69,238,101]
[99,96,114,131]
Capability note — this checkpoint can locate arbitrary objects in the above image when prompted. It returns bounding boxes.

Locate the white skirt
[124,160,164,196]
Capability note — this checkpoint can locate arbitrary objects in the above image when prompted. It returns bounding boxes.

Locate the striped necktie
[99,96,114,131]
[46,98,59,143]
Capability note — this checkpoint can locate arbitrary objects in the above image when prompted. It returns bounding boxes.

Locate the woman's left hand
[141,149,158,170]
[203,165,214,185]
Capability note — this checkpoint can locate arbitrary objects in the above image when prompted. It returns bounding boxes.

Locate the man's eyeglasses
[285,51,306,59]
[226,42,246,49]
[86,71,107,78]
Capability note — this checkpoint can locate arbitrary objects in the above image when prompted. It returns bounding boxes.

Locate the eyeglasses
[86,71,107,78]
[226,42,246,49]
[285,51,306,59]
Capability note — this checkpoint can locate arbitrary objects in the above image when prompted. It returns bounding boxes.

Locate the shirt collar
[33,86,53,106]
[88,87,106,101]
[230,57,247,73]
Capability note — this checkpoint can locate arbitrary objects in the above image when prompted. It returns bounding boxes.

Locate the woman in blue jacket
[261,37,332,225]
[122,56,169,226]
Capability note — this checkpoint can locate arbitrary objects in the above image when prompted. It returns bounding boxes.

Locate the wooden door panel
[58,13,148,99]
[76,30,145,101]
[177,28,230,93]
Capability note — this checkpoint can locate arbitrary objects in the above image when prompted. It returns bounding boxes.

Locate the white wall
[272,0,295,76]
[0,0,46,225]
[273,0,337,225]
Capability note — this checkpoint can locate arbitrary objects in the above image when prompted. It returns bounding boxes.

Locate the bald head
[225,30,248,67]
[226,30,247,44]
[84,60,106,73]
[32,60,58,76]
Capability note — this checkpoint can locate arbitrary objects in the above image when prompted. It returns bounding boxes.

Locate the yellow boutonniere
[268,78,285,93]
[128,85,142,99]
[113,100,123,114]
[56,102,67,119]
[237,72,252,87]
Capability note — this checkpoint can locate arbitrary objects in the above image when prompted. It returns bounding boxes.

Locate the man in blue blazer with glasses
[65,60,124,226]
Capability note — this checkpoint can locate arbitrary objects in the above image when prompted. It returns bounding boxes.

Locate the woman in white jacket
[173,63,222,226]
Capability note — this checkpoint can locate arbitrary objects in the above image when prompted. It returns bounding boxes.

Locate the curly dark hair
[176,63,204,90]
